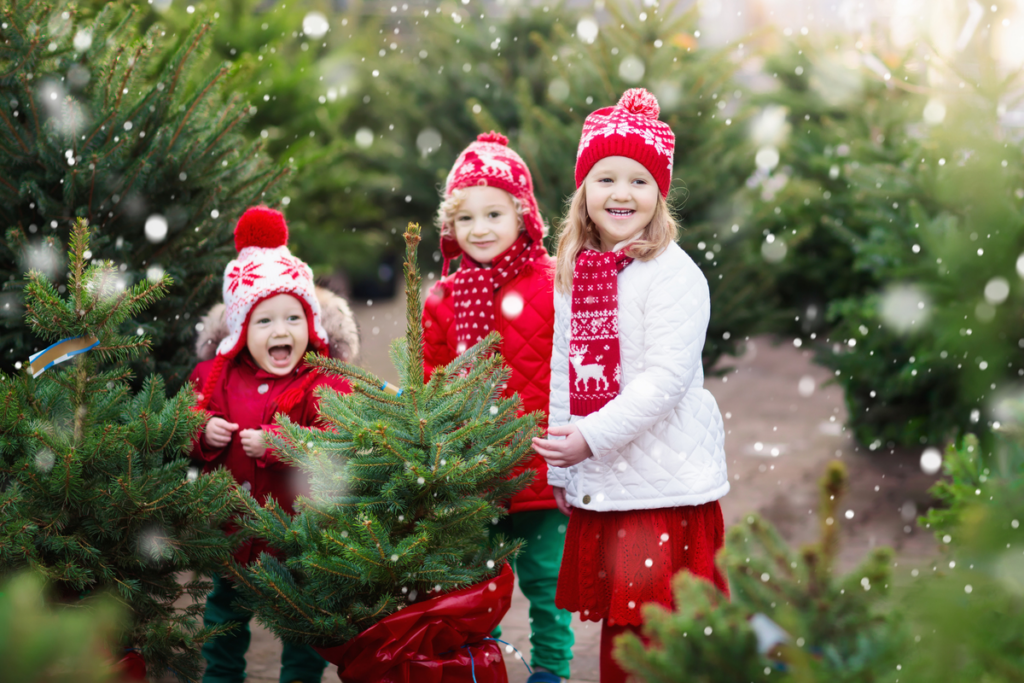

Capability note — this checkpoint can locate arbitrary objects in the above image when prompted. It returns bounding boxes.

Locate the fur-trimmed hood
[194,286,360,363]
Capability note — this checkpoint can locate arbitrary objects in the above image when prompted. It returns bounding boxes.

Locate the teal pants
[492,508,574,678]
[201,574,327,683]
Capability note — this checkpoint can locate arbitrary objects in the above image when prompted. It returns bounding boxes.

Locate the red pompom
[234,206,288,251]
[476,131,509,146]
[617,88,660,119]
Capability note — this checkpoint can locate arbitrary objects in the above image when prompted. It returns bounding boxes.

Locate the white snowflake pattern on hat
[216,206,329,358]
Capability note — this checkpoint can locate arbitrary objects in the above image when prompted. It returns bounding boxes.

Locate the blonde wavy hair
[554,183,677,294]
[435,185,526,241]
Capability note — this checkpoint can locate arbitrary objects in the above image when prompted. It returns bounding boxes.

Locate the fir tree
[615,461,904,681]
[743,33,929,332]
[228,223,538,645]
[0,0,286,391]
[0,220,240,681]
[897,409,1024,683]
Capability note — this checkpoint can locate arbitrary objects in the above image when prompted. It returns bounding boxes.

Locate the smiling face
[245,294,310,376]
[451,185,522,266]
[584,156,660,252]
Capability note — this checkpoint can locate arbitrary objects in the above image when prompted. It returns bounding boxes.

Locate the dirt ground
[166,288,941,683]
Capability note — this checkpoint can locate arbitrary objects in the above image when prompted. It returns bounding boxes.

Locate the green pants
[492,508,574,678]
[201,574,327,683]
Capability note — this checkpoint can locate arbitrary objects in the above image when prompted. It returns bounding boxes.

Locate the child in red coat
[189,206,359,683]
[422,132,573,683]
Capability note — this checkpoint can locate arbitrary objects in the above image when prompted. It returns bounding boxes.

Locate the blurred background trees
[3,0,1024,464]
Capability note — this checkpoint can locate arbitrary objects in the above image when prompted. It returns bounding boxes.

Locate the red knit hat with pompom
[215,206,328,360]
[440,131,548,275]
[575,88,675,197]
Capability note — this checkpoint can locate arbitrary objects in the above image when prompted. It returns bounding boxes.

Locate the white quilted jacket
[546,242,729,511]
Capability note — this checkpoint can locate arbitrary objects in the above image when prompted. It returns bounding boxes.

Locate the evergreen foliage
[143,0,401,297]
[230,222,538,646]
[0,220,240,680]
[615,461,904,682]
[0,0,286,391]
[614,571,772,683]
[921,400,1024,539]
[0,571,123,683]
[749,7,1024,448]
[743,35,929,334]
[616,412,1024,682]
[360,0,777,369]
[899,428,1024,682]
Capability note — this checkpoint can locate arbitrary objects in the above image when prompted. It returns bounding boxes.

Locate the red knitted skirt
[555,501,728,627]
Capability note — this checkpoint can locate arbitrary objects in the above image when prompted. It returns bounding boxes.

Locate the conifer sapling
[0,220,240,681]
[229,222,540,646]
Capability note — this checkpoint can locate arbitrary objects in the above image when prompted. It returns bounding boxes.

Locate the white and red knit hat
[441,131,547,271]
[215,206,329,359]
[575,88,675,197]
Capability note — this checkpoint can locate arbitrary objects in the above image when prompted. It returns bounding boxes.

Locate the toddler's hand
[239,429,268,459]
[532,425,593,468]
[205,417,238,449]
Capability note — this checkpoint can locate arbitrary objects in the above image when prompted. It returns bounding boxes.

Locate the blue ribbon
[28,334,99,377]
[464,637,533,683]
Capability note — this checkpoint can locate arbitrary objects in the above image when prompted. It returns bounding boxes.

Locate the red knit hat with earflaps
[440,132,548,276]
[194,206,328,413]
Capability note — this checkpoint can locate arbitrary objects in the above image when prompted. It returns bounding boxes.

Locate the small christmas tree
[229,222,538,648]
[615,461,904,681]
[0,1,286,390]
[0,220,240,681]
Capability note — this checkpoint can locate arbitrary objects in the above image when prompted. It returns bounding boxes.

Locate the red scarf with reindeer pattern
[569,248,634,416]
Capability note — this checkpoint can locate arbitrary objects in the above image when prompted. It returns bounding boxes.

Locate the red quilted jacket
[423,255,557,513]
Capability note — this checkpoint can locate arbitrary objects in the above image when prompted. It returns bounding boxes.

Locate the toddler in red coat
[422,132,574,683]
[189,206,358,683]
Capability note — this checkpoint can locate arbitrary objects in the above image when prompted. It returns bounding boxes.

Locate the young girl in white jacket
[532,88,730,683]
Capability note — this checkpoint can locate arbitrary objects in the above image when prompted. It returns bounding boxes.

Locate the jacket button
[582,494,591,505]
[240,481,252,492]
[257,383,269,394]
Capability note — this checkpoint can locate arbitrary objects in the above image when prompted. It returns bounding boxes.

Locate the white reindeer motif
[569,345,609,392]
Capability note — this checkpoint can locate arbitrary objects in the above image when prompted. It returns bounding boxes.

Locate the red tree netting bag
[315,564,514,683]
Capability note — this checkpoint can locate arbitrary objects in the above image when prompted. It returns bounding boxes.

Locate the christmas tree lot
[228,223,540,682]
[0,220,241,681]
[0,0,286,391]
